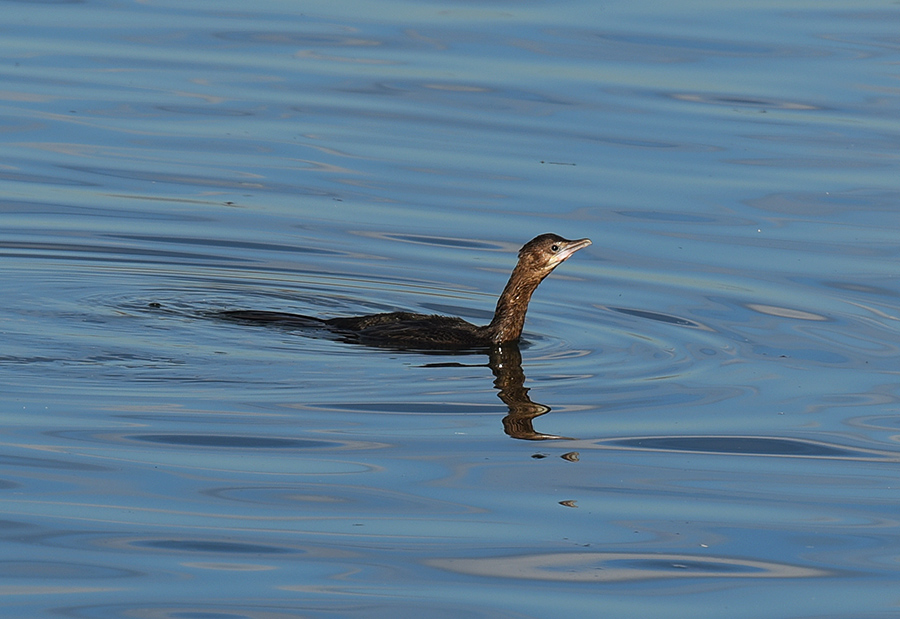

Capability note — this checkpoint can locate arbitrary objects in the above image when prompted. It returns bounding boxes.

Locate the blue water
[2,0,900,617]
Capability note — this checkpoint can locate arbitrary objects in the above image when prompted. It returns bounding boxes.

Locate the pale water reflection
[429,551,830,582]
[2,0,900,617]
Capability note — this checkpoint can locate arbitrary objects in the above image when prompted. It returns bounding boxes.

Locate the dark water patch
[334,79,574,108]
[537,27,802,63]
[615,210,717,223]
[600,435,899,460]
[56,601,513,619]
[0,355,67,365]
[0,169,96,187]
[816,31,900,57]
[355,231,507,251]
[746,189,900,217]
[0,198,210,222]
[670,91,820,110]
[106,233,344,256]
[0,352,190,376]
[42,430,323,451]
[133,539,294,555]
[0,453,108,471]
[0,239,233,263]
[60,165,338,196]
[823,281,898,297]
[751,345,849,365]
[288,100,700,152]
[1,0,83,4]
[0,560,137,579]
[155,105,257,117]
[585,134,686,149]
[0,520,32,535]
[214,30,384,48]
[206,484,479,515]
[595,32,779,58]
[605,306,706,329]
[127,434,337,449]
[728,156,886,170]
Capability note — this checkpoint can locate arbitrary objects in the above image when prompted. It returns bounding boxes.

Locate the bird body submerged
[220,233,591,350]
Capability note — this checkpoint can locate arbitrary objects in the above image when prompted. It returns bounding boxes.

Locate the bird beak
[555,238,592,264]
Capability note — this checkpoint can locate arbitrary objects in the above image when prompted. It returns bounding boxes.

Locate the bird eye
[551,244,560,252]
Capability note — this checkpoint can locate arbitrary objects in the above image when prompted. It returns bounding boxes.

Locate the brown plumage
[220,233,591,350]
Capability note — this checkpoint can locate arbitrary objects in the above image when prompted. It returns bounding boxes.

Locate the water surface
[2,0,900,617]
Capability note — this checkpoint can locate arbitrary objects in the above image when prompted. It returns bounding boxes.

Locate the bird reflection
[422,343,565,440]
[487,344,568,441]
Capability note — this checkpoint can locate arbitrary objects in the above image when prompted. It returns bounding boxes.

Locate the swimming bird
[219,233,591,350]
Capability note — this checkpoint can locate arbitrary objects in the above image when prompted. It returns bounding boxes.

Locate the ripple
[60,165,336,196]
[605,306,709,329]
[27,532,311,558]
[542,28,801,63]
[128,434,337,449]
[580,304,739,390]
[154,105,256,117]
[105,233,343,257]
[0,197,207,222]
[58,601,509,619]
[214,30,384,48]
[131,539,295,555]
[429,551,829,582]
[745,303,829,321]
[670,91,820,110]
[0,169,95,186]
[48,429,372,453]
[746,189,900,216]
[589,435,900,461]
[353,230,509,251]
[0,560,137,580]
[615,210,719,224]
[205,483,478,515]
[310,402,505,415]
[42,431,379,475]
[0,453,108,472]
[0,239,228,264]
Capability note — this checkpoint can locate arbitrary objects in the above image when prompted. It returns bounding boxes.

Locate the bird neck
[485,263,546,343]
